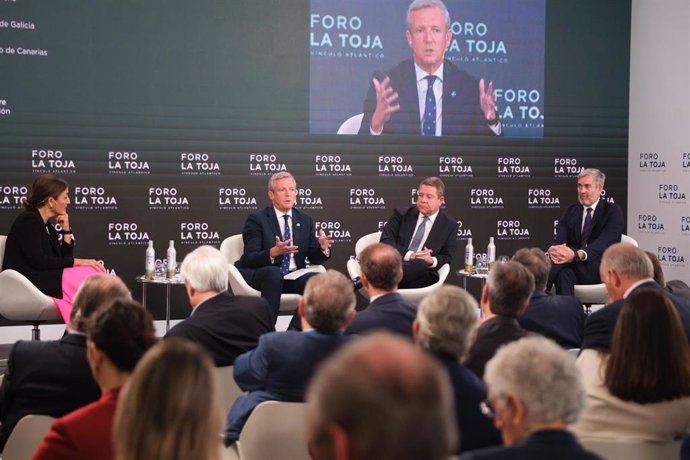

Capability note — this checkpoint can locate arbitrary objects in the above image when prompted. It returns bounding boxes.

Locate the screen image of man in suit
[235,172,333,321]
[358,0,502,136]
[547,168,624,296]
[381,176,458,289]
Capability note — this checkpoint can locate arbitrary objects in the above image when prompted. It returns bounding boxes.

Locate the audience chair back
[236,401,309,460]
[2,414,56,460]
[214,366,245,414]
[0,235,61,340]
[581,438,680,460]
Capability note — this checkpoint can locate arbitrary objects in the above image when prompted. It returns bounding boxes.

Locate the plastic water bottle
[487,237,496,271]
[145,241,155,279]
[464,238,474,273]
[166,240,176,279]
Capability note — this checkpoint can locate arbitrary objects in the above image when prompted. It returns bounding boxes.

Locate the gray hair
[486,261,534,316]
[303,270,356,333]
[485,336,585,425]
[416,285,478,359]
[70,275,132,332]
[268,171,295,192]
[180,245,228,293]
[600,243,653,282]
[578,168,606,188]
[407,0,450,30]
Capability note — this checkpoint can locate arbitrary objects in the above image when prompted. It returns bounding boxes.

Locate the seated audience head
[307,333,457,460]
[414,285,478,360]
[69,274,132,333]
[511,248,550,292]
[180,245,228,305]
[359,243,403,293]
[599,244,653,301]
[114,339,222,460]
[22,173,69,210]
[645,250,665,287]
[86,298,157,386]
[482,261,534,317]
[416,176,445,217]
[299,269,356,333]
[484,336,585,446]
[605,288,690,403]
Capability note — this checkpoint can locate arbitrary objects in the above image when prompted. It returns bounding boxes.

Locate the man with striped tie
[381,177,458,289]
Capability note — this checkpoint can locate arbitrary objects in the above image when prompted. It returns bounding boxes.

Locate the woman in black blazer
[3,174,105,321]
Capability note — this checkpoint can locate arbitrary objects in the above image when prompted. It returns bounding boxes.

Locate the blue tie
[408,216,429,252]
[422,75,437,136]
[281,214,291,275]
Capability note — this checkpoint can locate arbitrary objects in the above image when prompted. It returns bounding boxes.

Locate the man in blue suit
[235,171,333,321]
[582,244,690,351]
[547,168,624,295]
[346,243,417,338]
[358,0,501,136]
[512,248,585,349]
[224,270,356,445]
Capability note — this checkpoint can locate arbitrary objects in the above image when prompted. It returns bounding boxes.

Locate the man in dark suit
[165,245,274,366]
[464,262,534,378]
[512,248,585,349]
[381,176,458,289]
[582,243,690,351]
[235,171,333,321]
[547,168,624,295]
[0,275,131,451]
[358,0,501,136]
[224,270,356,446]
[414,285,502,454]
[346,243,417,338]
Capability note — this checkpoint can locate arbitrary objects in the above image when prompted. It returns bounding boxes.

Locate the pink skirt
[52,266,105,323]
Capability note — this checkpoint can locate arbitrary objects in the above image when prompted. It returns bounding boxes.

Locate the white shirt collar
[274,207,292,219]
[414,62,444,84]
[623,278,655,299]
[584,198,600,213]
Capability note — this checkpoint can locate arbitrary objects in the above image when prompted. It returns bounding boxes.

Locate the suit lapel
[291,209,302,244]
[403,208,420,247]
[573,204,584,243]
[267,207,282,239]
[399,61,422,133]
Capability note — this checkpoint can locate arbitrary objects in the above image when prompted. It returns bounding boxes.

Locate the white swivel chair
[1,414,56,460]
[573,234,639,312]
[346,231,451,305]
[336,113,364,135]
[0,235,61,340]
[219,235,326,314]
[580,438,681,460]
[234,401,309,460]
[214,366,245,415]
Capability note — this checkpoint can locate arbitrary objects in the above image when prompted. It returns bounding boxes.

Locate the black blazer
[359,59,495,136]
[464,315,527,379]
[165,292,274,367]
[381,206,458,269]
[0,334,100,450]
[3,208,74,297]
[346,292,417,338]
[459,430,602,460]
[518,290,585,349]
[582,281,690,351]
[235,207,329,270]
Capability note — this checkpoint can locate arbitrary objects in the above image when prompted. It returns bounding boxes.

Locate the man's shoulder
[443,59,480,84]
[384,59,415,80]
[588,300,623,323]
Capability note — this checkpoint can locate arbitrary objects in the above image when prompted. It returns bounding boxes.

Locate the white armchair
[219,235,326,314]
[346,231,451,305]
[0,235,61,340]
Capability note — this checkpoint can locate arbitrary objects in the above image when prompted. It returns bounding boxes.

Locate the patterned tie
[422,75,437,136]
[280,214,291,275]
[408,216,429,252]
[581,207,593,248]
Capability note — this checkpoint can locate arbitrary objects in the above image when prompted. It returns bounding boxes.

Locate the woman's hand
[55,212,70,231]
[74,258,106,272]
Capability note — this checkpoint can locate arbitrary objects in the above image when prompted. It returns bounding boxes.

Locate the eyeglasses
[479,399,495,420]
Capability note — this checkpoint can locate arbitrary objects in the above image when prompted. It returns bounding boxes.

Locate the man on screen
[235,172,333,323]
[380,176,457,289]
[547,168,623,296]
[358,0,502,136]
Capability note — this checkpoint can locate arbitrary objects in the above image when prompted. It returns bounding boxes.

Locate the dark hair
[23,174,68,209]
[605,288,690,403]
[645,250,665,287]
[70,275,132,332]
[487,261,534,317]
[360,243,402,291]
[511,248,550,291]
[87,298,157,373]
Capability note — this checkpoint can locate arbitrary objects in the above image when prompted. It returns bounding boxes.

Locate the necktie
[280,214,291,275]
[422,75,437,136]
[581,207,593,248]
[408,216,429,252]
